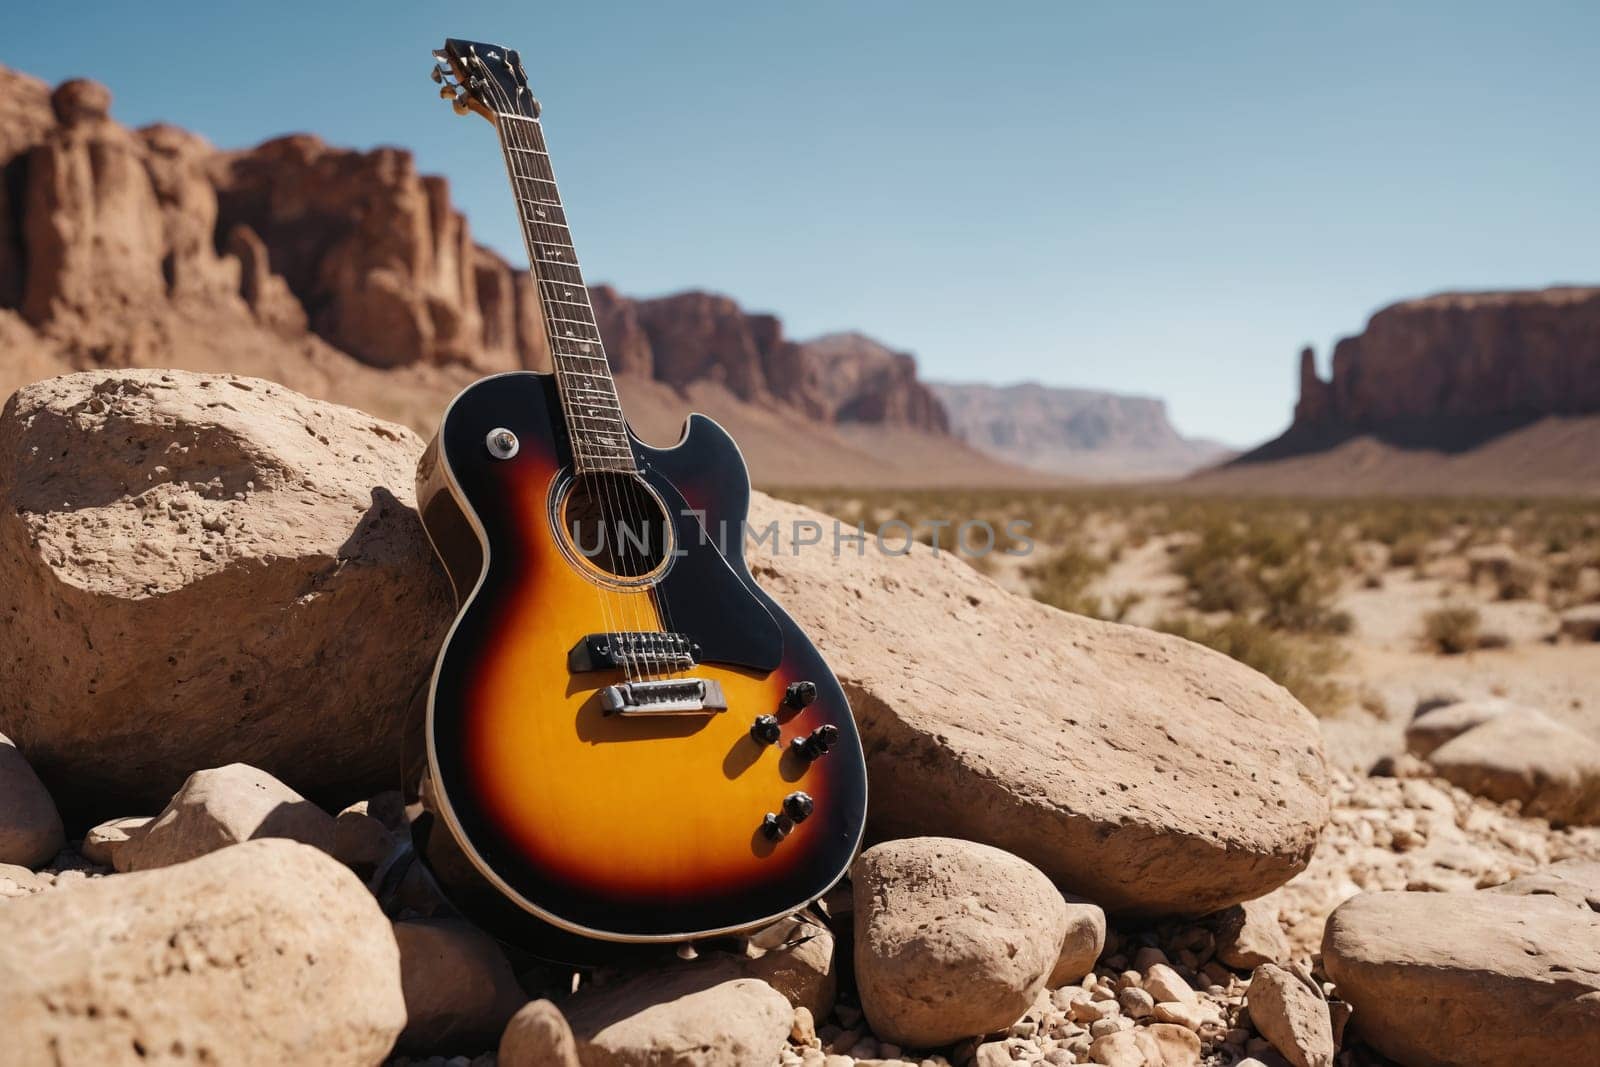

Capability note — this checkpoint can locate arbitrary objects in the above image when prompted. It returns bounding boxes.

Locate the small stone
[498,1000,580,1067]
[80,816,152,870]
[1048,898,1108,987]
[1070,998,1117,1023]
[1147,1022,1202,1067]
[0,732,65,868]
[1089,1016,1129,1038]
[1153,1000,1204,1030]
[1214,898,1290,970]
[1144,963,1196,1006]
[835,1004,862,1028]
[1133,946,1169,971]
[791,1006,818,1047]
[974,1042,1012,1067]
[1088,1028,1151,1067]
[847,1036,879,1059]
[1117,986,1154,1019]
[1247,964,1334,1067]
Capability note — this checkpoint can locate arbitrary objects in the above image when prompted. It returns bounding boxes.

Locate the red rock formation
[0,65,951,438]
[1294,289,1600,427]
[0,67,55,307]
[799,332,949,432]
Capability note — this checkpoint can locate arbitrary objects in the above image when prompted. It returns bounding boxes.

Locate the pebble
[1117,986,1155,1019]
[1152,999,1205,1030]
[792,1006,818,1047]
[1144,963,1196,1006]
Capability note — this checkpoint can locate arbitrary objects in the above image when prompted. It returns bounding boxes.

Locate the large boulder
[0,732,63,867]
[1323,889,1600,1067]
[748,492,1329,914]
[119,762,336,871]
[1427,711,1600,825]
[0,839,406,1064]
[0,370,452,821]
[561,958,792,1067]
[852,837,1069,1048]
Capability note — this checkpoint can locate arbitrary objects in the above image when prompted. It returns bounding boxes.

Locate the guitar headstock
[431,38,539,123]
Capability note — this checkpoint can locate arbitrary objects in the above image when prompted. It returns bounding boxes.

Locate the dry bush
[1422,605,1482,654]
[1024,543,1107,616]
[1155,614,1346,715]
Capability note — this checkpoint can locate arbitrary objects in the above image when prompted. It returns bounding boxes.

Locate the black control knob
[783,680,818,710]
[750,714,782,746]
[760,812,791,842]
[790,723,840,761]
[782,791,814,823]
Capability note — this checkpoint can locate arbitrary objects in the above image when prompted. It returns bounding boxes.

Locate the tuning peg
[451,93,471,116]
[438,83,456,101]
[432,48,450,62]
[430,64,446,84]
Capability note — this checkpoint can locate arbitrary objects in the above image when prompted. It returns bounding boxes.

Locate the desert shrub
[1388,531,1430,568]
[1024,543,1107,616]
[1155,614,1346,715]
[1422,606,1482,654]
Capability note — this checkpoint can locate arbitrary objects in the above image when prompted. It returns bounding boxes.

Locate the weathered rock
[1147,1023,1202,1066]
[1090,1025,1198,1066]
[1144,964,1196,1007]
[499,999,581,1067]
[22,80,168,333]
[0,732,63,867]
[747,492,1329,915]
[1560,603,1600,642]
[1214,898,1290,970]
[563,957,791,1067]
[1290,288,1600,428]
[1488,857,1600,912]
[852,837,1069,1047]
[1403,698,1520,759]
[1246,965,1332,1067]
[0,370,453,821]
[742,913,838,1020]
[1323,889,1600,1067]
[394,917,528,1053]
[1428,711,1600,825]
[1048,898,1108,986]
[0,839,405,1064]
[119,763,336,871]
[80,814,151,869]
[213,135,503,371]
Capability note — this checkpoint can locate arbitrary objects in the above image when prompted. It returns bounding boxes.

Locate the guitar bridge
[599,678,728,716]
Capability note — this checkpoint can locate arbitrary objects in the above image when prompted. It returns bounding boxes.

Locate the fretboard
[493,112,634,473]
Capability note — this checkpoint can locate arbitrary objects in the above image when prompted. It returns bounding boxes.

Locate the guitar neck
[493,113,635,474]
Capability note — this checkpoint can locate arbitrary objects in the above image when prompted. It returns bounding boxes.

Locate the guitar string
[478,62,638,685]
[489,64,682,685]
[492,64,678,686]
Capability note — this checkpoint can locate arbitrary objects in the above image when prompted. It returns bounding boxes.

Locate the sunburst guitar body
[412,39,867,962]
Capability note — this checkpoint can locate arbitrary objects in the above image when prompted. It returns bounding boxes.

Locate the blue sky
[6,3,1596,446]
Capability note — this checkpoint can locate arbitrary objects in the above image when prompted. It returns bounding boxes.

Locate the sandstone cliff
[1198,287,1600,494]
[1294,288,1600,426]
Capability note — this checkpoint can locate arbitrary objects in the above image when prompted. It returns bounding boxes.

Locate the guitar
[411,38,868,962]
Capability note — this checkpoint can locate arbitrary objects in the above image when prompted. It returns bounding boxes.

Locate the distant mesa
[1193,287,1600,495]
[933,381,1234,481]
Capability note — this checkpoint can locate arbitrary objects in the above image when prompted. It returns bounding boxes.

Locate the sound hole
[561,472,672,579]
